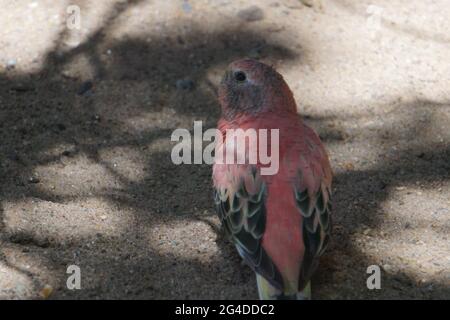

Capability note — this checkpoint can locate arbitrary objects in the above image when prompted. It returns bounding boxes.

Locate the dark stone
[176,79,195,91]
[28,177,40,184]
[77,80,93,95]
[237,6,264,22]
[56,123,66,131]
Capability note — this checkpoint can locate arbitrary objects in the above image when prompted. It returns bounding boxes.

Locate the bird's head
[218,59,297,120]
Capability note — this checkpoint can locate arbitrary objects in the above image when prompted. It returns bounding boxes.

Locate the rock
[300,0,314,7]
[176,79,195,91]
[343,162,354,170]
[56,123,66,131]
[382,264,392,272]
[28,177,40,184]
[7,152,20,162]
[77,81,93,96]
[182,1,192,13]
[10,84,35,92]
[248,46,264,59]
[237,6,264,22]
[417,152,433,161]
[39,284,53,299]
[6,59,16,69]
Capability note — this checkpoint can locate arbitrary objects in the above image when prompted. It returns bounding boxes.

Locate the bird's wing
[292,127,333,290]
[213,166,284,290]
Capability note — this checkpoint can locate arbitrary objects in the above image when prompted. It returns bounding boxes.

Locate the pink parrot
[212,59,332,299]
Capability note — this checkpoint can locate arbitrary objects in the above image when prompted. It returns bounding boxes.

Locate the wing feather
[214,167,284,290]
[293,131,333,290]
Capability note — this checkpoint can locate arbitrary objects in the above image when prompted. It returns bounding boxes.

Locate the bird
[212,59,332,300]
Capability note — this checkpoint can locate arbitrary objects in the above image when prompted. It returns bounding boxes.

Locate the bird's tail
[256,274,311,300]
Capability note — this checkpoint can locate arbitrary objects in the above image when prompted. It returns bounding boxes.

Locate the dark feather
[214,171,283,291]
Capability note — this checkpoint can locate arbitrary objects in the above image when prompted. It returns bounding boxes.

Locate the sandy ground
[0,0,449,299]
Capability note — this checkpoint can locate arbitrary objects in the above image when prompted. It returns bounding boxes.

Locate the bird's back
[213,114,332,298]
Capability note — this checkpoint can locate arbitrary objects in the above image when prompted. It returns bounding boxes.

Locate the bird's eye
[234,71,246,82]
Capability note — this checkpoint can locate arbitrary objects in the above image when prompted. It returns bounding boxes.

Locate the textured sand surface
[0,0,449,299]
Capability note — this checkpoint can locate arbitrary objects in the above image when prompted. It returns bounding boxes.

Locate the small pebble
[248,46,263,59]
[6,59,16,69]
[382,264,392,272]
[56,123,66,131]
[29,177,40,184]
[300,0,314,7]
[176,79,195,91]
[77,81,94,96]
[39,284,53,299]
[182,1,192,13]
[237,6,264,22]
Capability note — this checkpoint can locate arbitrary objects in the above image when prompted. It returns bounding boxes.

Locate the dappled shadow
[0,0,296,299]
[317,145,450,298]
[310,97,450,299]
